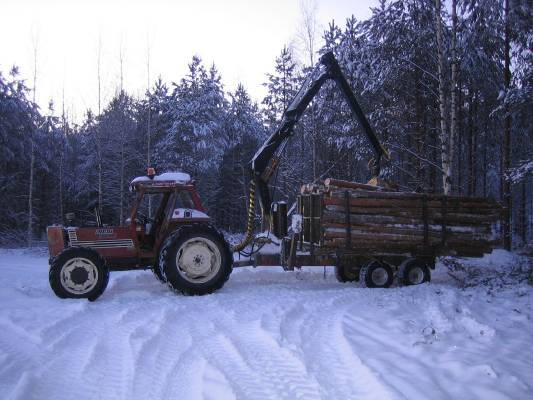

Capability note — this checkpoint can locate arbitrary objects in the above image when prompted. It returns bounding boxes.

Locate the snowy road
[0,249,532,400]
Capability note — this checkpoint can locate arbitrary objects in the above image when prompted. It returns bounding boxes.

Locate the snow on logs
[300,178,502,257]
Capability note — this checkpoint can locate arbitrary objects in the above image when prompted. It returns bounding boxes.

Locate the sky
[1,0,377,122]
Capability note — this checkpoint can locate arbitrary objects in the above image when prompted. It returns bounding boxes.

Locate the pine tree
[262,47,302,204]
[214,84,264,230]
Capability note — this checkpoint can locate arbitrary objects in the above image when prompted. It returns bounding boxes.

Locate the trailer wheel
[49,247,109,301]
[360,260,394,288]
[159,224,232,295]
[335,265,358,282]
[398,258,431,286]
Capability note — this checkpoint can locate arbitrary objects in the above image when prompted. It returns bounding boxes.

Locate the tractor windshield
[174,190,195,209]
[137,192,165,218]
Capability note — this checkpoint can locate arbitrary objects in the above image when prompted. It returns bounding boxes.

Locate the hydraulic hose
[232,180,256,252]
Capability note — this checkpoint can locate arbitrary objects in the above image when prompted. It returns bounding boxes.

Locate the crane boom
[251,50,389,219]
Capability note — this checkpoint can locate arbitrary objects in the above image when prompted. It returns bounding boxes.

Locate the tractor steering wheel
[135,212,154,226]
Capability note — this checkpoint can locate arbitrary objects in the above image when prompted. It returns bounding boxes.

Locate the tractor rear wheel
[159,224,232,295]
[49,247,109,301]
[152,262,167,283]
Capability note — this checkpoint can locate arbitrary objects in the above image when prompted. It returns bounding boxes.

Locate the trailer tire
[159,224,232,295]
[49,247,109,301]
[398,258,431,286]
[360,260,394,288]
[335,265,358,282]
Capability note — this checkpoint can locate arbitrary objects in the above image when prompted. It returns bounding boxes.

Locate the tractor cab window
[137,192,165,219]
[174,190,195,209]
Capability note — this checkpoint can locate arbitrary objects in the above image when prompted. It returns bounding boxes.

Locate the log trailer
[232,50,501,287]
[46,51,500,300]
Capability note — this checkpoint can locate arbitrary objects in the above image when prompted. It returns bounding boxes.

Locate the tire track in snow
[147,308,196,399]
[127,306,169,400]
[172,301,280,399]
[195,326,280,399]
[0,319,41,398]
[6,304,109,400]
[77,304,149,399]
[8,299,144,400]
[213,315,322,400]
[297,291,398,400]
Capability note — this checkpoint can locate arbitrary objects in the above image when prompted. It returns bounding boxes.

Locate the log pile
[300,178,502,258]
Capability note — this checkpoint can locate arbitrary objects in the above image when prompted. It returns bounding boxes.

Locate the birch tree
[435,0,452,195]
[502,0,512,249]
[296,0,320,180]
[450,0,459,195]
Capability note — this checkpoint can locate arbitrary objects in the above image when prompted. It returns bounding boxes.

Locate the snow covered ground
[0,249,532,400]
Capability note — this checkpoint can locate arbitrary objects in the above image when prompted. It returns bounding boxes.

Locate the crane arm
[251,50,389,219]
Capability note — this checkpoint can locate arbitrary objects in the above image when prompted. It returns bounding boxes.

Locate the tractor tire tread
[49,246,109,301]
[159,224,232,296]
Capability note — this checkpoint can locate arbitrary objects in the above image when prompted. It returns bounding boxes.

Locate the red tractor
[47,170,232,300]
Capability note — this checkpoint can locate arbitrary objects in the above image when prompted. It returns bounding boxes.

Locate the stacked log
[301,178,502,258]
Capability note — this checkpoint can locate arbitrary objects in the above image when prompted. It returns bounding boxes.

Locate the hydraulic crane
[234,50,389,252]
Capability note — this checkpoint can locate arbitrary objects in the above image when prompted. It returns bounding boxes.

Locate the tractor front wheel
[49,247,109,301]
[159,225,232,295]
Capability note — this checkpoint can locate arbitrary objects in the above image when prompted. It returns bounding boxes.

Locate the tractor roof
[130,172,192,190]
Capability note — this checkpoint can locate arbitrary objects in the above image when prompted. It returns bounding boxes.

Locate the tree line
[0,0,531,248]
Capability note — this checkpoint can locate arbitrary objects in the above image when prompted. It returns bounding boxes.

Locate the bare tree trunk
[414,78,424,190]
[59,86,66,224]
[59,145,64,223]
[119,50,125,225]
[502,0,512,250]
[468,92,478,196]
[28,34,38,247]
[457,79,463,194]
[28,135,35,247]
[435,0,451,194]
[298,0,319,180]
[146,37,152,217]
[120,137,124,225]
[449,0,458,195]
[482,122,488,197]
[520,182,526,245]
[97,36,103,217]
[430,118,438,193]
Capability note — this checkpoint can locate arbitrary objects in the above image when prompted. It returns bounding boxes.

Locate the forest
[0,0,531,249]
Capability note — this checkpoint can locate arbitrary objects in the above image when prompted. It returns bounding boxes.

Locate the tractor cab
[128,170,210,254]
